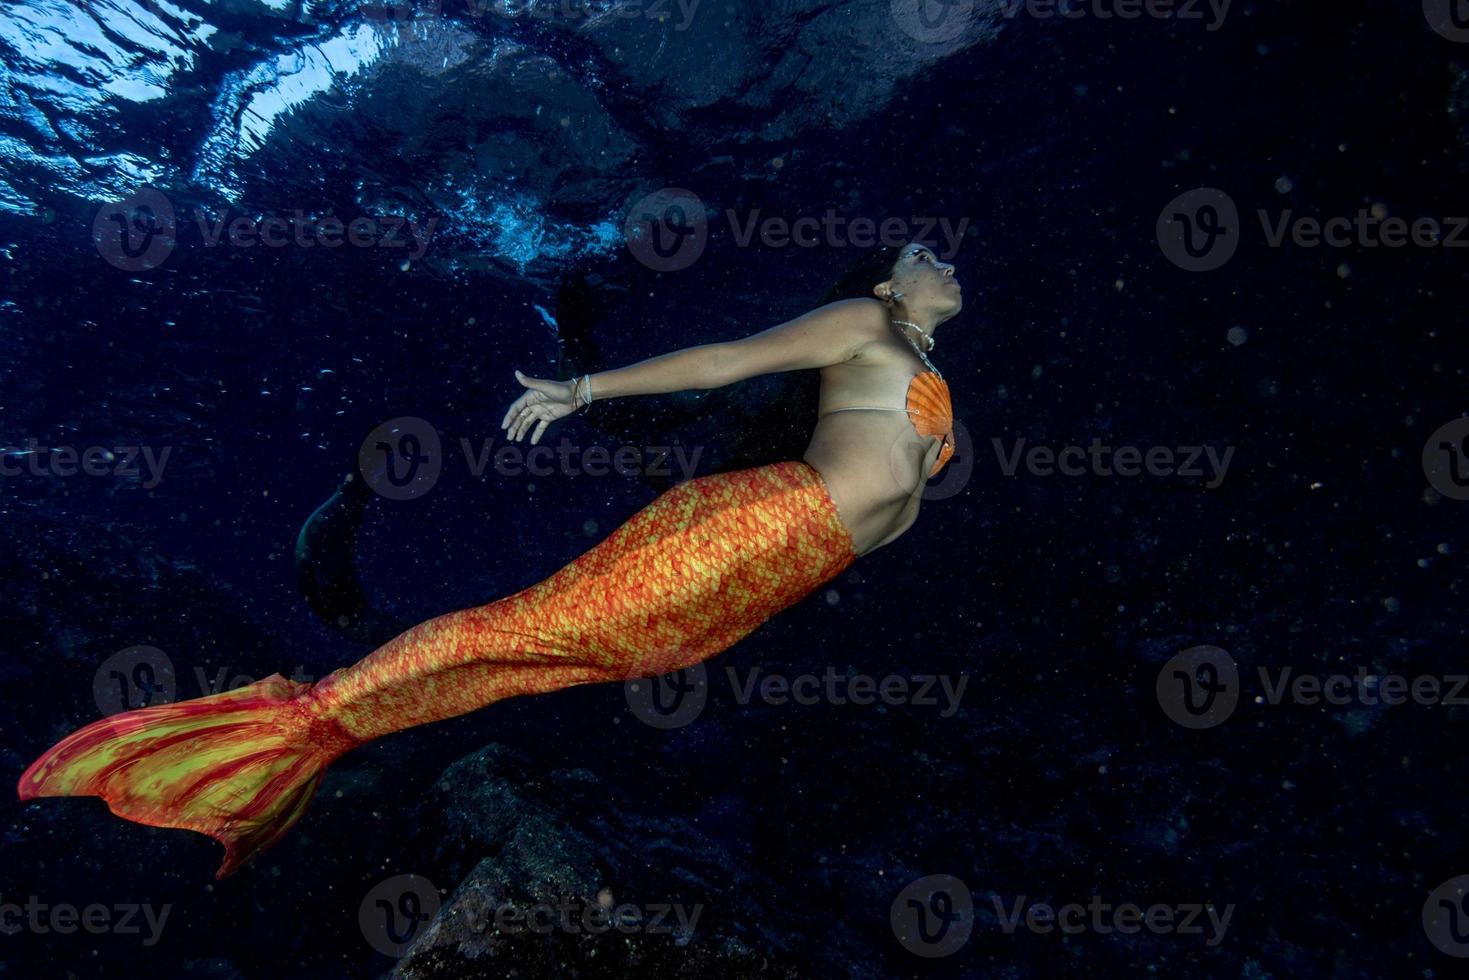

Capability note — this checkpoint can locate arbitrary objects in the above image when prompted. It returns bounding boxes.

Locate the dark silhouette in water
[294,472,408,646]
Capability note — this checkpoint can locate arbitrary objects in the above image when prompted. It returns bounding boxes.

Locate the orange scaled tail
[17,674,359,878]
[17,460,858,876]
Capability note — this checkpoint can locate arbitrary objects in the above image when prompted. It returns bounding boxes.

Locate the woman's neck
[890,312,939,349]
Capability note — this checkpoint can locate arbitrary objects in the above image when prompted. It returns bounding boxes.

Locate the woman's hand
[500,369,581,445]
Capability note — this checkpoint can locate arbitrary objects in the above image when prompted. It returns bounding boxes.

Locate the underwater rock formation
[391,743,827,978]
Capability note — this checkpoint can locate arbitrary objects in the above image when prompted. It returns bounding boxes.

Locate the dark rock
[392,743,816,979]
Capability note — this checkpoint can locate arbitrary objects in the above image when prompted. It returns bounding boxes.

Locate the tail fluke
[17,674,355,878]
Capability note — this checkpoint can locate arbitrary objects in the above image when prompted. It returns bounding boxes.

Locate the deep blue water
[2,1,1468,977]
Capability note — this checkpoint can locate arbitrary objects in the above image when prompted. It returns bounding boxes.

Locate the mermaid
[17,241,964,877]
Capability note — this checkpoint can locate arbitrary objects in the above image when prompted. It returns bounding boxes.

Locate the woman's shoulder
[814,296,888,325]
[809,297,893,353]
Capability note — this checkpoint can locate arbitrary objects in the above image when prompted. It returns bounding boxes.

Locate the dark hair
[706,246,903,475]
[819,243,903,306]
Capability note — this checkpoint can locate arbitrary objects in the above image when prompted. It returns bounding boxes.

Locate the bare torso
[802,335,949,557]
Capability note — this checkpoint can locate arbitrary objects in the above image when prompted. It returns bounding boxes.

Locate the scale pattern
[18,460,858,877]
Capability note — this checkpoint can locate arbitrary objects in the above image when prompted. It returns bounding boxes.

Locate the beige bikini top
[818,371,955,477]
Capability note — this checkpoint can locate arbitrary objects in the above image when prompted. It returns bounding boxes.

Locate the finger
[501,391,531,430]
[529,417,551,446]
[515,369,555,395]
[514,406,541,443]
[513,402,541,441]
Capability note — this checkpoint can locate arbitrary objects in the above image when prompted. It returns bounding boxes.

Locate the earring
[885,289,904,304]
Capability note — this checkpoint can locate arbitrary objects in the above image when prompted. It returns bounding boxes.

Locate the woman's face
[874,243,962,317]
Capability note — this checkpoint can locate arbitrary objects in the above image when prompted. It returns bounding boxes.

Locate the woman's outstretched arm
[592,296,885,396]
[502,298,887,443]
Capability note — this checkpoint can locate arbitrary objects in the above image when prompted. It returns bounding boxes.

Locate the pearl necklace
[891,319,941,378]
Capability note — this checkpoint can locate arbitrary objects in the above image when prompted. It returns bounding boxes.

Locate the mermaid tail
[17,673,358,877]
[18,460,857,876]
